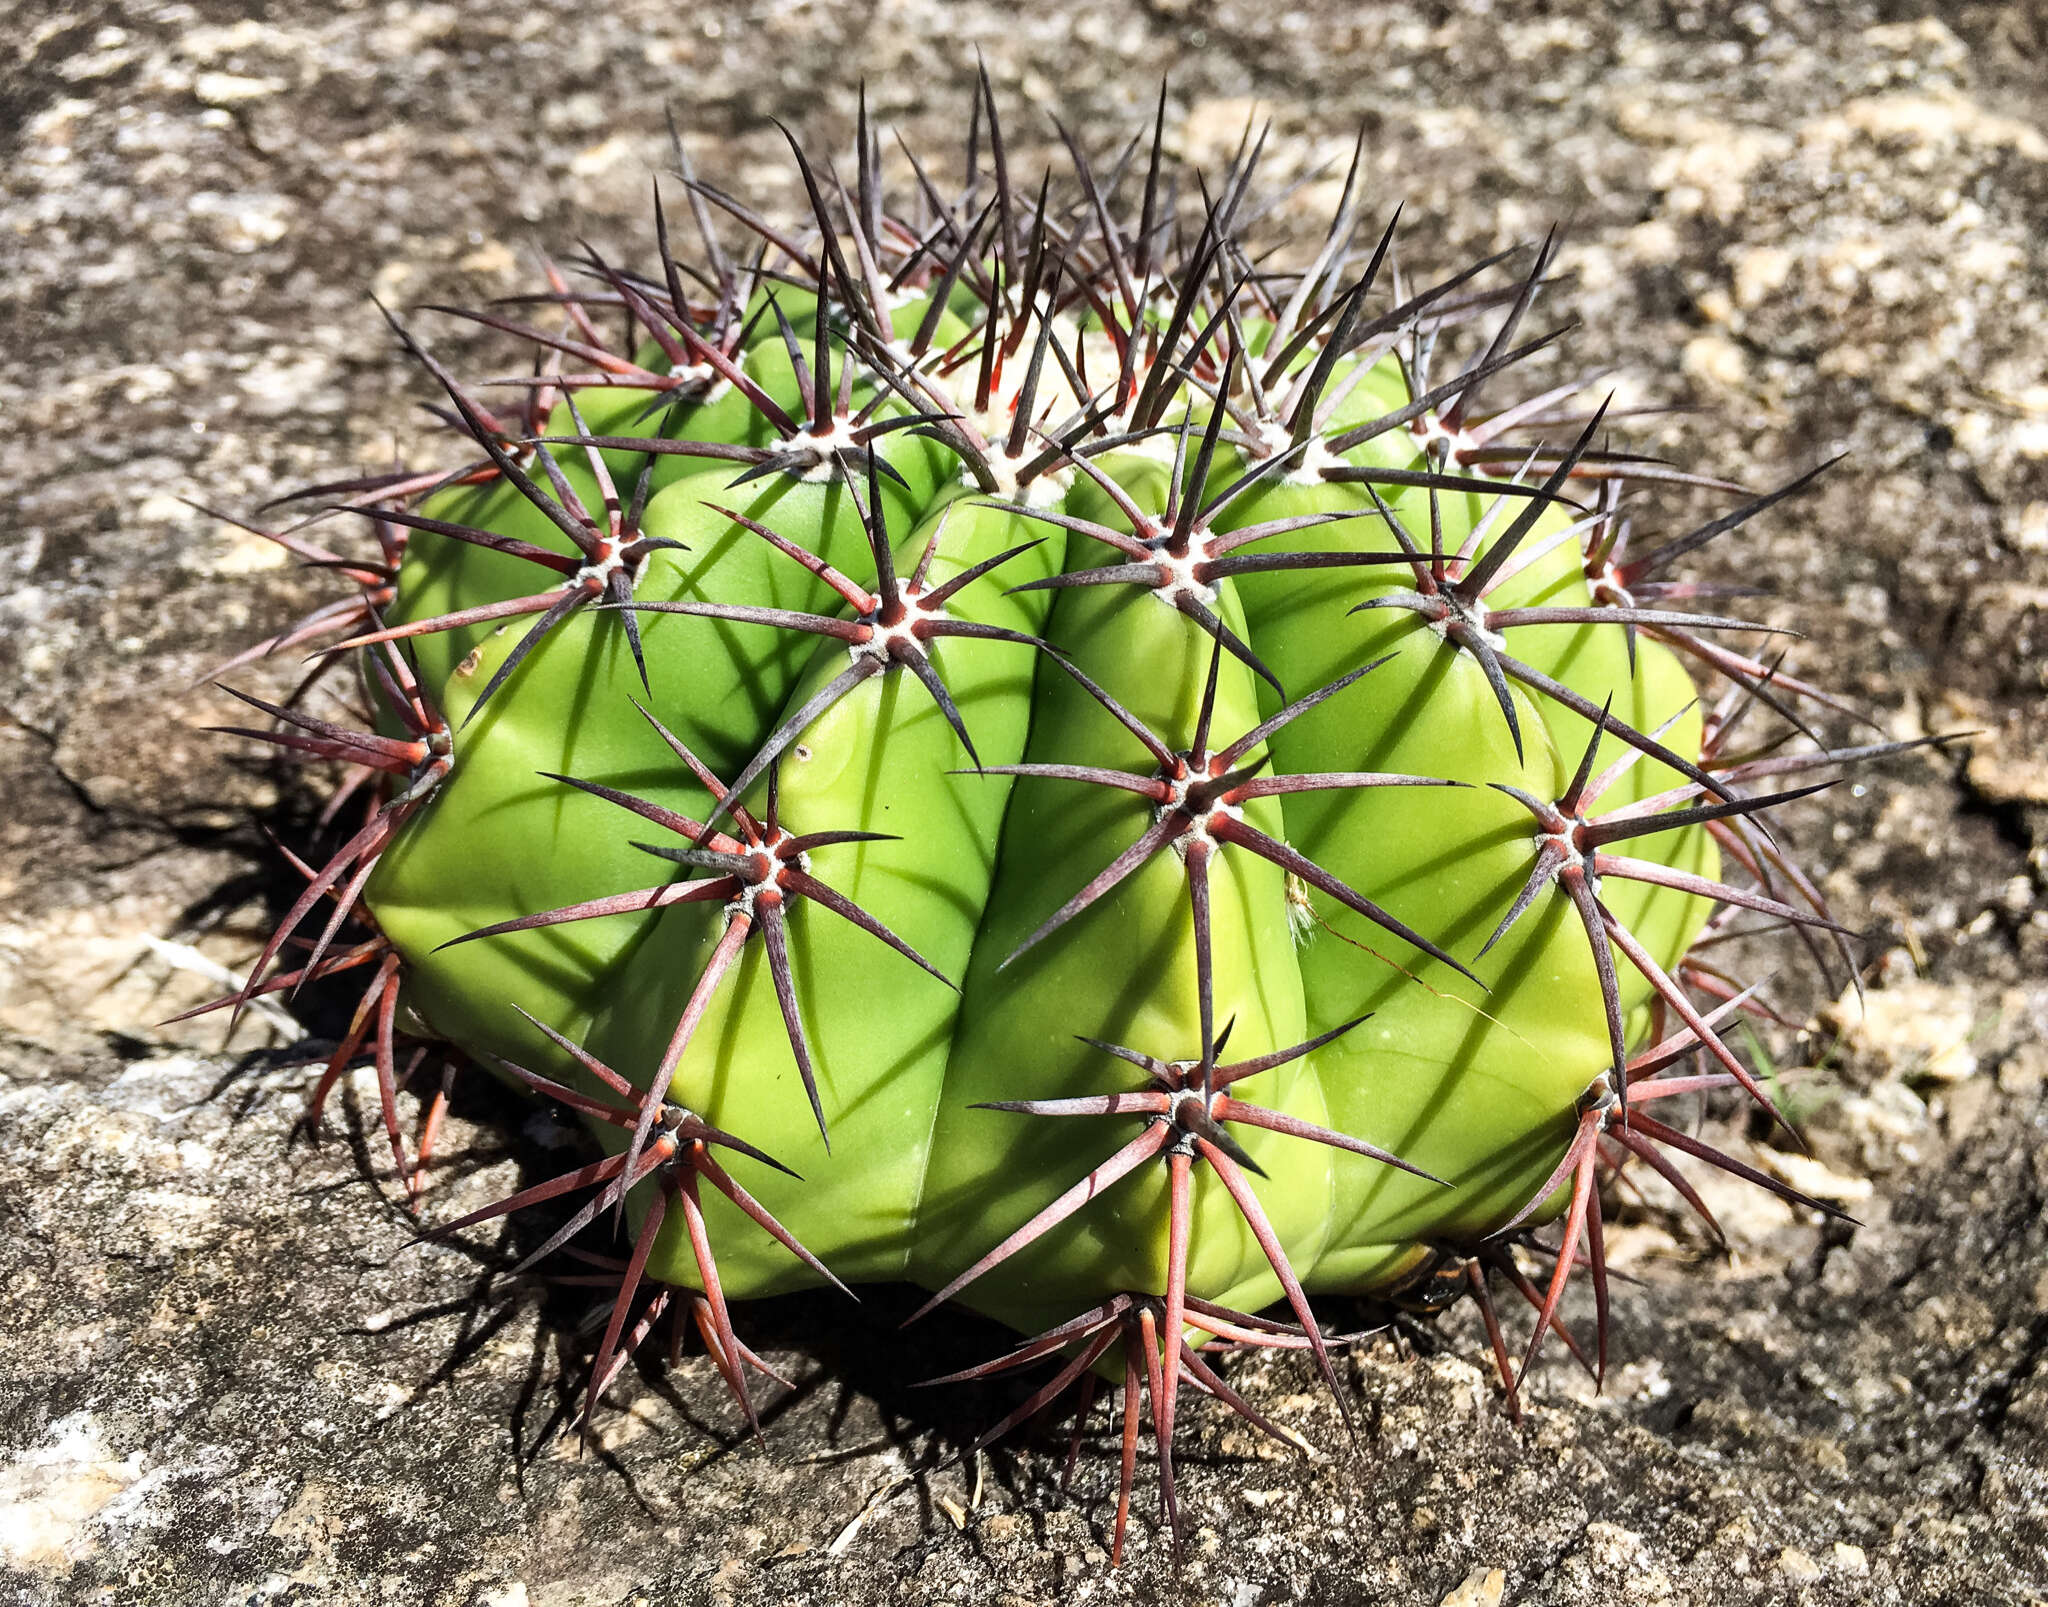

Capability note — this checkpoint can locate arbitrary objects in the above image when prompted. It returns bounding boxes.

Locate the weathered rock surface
[4,3,2046,1603]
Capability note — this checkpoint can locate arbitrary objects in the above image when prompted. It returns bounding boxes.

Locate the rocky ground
[5,3,2048,1603]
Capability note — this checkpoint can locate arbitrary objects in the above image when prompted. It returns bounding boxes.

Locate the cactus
[193,86,1921,1565]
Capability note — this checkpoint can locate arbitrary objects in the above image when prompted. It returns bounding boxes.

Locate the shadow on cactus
[189,82,1936,1567]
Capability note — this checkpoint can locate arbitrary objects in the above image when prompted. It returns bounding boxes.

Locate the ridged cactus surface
[203,93,1896,1561]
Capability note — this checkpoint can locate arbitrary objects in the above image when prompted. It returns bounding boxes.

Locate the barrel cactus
[195,86,1914,1563]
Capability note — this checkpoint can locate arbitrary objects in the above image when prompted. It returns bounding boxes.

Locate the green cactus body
[219,103,1872,1563]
